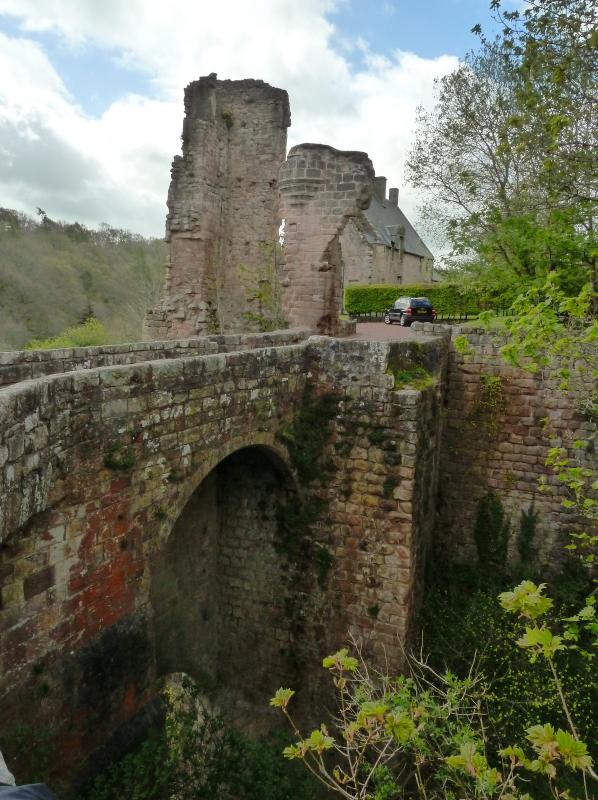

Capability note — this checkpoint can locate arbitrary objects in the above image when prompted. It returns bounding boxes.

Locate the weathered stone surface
[0,329,308,389]
[0,333,445,787]
[145,74,290,338]
[144,75,433,339]
[279,144,374,335]
[411,321,597,566]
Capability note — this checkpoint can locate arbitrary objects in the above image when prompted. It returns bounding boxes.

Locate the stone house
[340,176,434,287]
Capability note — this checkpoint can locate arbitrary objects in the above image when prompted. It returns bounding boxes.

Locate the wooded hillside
[0,208,166,350]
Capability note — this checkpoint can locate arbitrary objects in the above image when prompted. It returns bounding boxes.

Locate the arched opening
[150,445,297,724]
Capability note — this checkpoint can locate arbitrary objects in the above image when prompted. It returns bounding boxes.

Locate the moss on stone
[277,384,339,484]
[367,426,387,445]
[386,365,435,391]
[104,445,135,471]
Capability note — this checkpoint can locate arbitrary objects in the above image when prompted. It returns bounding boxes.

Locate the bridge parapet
[0,329,309,389]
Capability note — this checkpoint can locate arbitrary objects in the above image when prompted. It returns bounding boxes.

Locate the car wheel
[384,313,392,325]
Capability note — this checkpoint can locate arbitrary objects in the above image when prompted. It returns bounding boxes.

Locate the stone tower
[279,144,374,335]
[145,74,291,339]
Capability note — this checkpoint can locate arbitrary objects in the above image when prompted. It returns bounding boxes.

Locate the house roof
[363,196,434,260]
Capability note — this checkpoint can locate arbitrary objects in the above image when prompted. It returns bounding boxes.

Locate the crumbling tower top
[145,74,290,339]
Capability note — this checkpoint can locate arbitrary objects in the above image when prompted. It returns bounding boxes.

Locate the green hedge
[344,283,482,316]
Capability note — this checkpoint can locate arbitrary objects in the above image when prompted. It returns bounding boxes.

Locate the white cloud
[0,1,459,237]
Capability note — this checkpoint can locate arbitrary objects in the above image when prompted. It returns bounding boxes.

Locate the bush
[26,318,112,350]
[344,283,482,316]
[421,562,597,786]
[77,675,322,800]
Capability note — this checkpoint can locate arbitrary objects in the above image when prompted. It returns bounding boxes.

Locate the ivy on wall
[275,384,340,583]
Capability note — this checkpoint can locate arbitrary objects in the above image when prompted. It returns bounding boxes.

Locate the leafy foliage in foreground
[422,562,597,777]
[0,208,166,350]
[273,582,596,799]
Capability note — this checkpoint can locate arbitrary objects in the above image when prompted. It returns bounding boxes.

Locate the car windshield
[410,298,432,309]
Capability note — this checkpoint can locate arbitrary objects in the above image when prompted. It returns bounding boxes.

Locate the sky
[0,1,509,238]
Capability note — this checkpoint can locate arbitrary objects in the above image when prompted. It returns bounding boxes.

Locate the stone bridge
[0,328,449,785]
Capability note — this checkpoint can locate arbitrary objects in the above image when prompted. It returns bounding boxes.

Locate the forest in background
[0,208,166,351]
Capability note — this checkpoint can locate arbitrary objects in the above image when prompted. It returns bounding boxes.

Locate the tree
[407,0,597,293]
[0,208,166,350]
[486,0,598,299]
[406,43,530,272]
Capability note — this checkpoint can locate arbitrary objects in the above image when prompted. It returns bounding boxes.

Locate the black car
[383,296,436,326]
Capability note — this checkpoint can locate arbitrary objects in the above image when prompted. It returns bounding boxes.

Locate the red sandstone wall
[0,345,307,783]
[145,75,290,339]
[279,144,374,335]
[421,324,596,567]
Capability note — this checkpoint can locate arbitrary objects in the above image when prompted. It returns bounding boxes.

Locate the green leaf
[499,581,553,619]
[269,687,295,708]
[555,730,593,771]
[304,727,335,754]
[322,648,359,672]
[357,701,389,726]
[282,743,303,760]
[517,626,564,658]
[384,711,415,743]
[527,723,557,750]
[500,744,530,768]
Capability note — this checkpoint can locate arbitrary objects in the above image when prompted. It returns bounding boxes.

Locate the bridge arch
[150,441,299,723]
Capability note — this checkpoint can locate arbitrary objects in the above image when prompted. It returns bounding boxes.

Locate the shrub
[77,675,321,800]
[26,317,112,350]
[421,562,597,792]
[271,630,596,800]
[344,283,482,316]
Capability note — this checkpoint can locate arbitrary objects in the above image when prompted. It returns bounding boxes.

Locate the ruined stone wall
[145,75,290,339]
[279,144,374,334]
[340,217,374,286]
[412,323,596,567]
[0,330,308,389]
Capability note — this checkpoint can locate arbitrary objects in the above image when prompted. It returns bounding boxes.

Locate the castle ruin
[145,74,433,339]
[144,75,291,339]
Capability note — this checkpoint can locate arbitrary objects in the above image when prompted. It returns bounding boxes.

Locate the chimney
[389,187,399,206]
[373,176,387,203]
